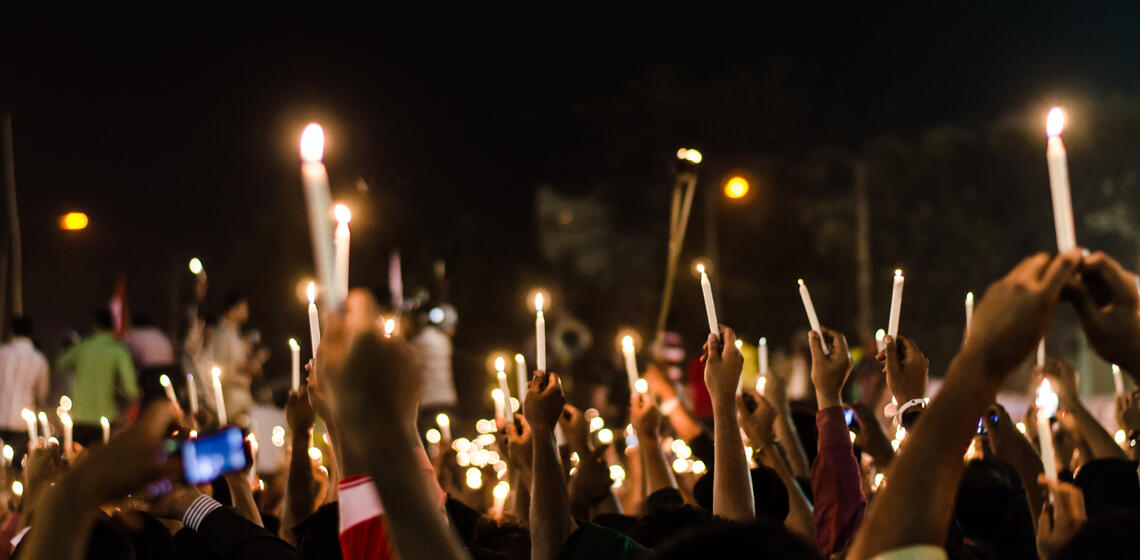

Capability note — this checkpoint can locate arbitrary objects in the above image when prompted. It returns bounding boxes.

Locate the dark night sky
[2,5,1138,406]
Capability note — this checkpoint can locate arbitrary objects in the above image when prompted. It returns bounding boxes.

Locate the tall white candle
[186,373,199,416]
[1045,108,1077,252]
[21,409,37,449]
[60,412,72,459]
[100,416,110,444]
[797,279,829,355]
[289,338,301,390]
[1036,378,1059,482]
[333,204,352,305]
[887,269,905,338]
[389,251,404,311]
[514,354,528,405]
[696,264,719,336]
[496,357,512,422]
[37,412,50,441]
[875,329,886,353]
[212,366,228,426]
[1112,364,1125,395]
[159,374,183,415]
[307,282,322,357]
[436,413,451,442]
[535,293,547,372]
[492,388,506,425]
[300,123,337,309]
[1037,339,1046,369]
[758,337,769,376]
[621,336,640,395]
[964,292,974,340]
[491,480,510,518]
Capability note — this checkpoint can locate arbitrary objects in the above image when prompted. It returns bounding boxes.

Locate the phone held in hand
[976,412,999,435]
[182,426,247,485]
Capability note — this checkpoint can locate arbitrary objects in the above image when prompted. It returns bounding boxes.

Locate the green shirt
[56,332,138,423]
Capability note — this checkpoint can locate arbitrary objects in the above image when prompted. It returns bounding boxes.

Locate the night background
[2,5,1139,418]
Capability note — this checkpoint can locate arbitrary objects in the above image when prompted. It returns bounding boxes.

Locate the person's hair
[635,500,712,549]
[131,312,154,327]
[954,459,1036,556]
[654,519,821,560]
[93,309,114,330]
[1074,458,1140,518]
[222,292,248,314]
[472,514,530,558]
[692,466,790,523]
[1055,510,1140,559]
[10,316,32,337]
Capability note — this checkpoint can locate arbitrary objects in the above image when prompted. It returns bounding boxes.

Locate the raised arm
[849,250,1081,559]
[740,389,815,543]
[1066,251,1140,381]
[631,393,677,494]
[704,326,754,521]
[1043,358,1127,460]
[525,372,571,559]
[983,403,1046,524]
[766,359,812,479]
[280,388,316,543]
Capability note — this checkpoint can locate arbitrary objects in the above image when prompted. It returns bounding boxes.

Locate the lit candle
[514,354,528,405]
[436,413,452,442]
[21,409,37,449]
[1037,339,1046,369]
[1045,108,1077,252]
[1036,378,1059,483]
[307,282,322,356]
[887,269,905,338]
[159,374,182,415]
[758,337,769,376]
[389,251,404,311]
[289,338,301,390]
[621,336,640,395]
[186,373,199,416]
[875,329,886,353]
[491,388,506,425]
[696,264,719,337]
[734,339,745,395]
[798,279,829,354]
[496,357,512,422]
[333,203,352,305]
[300,123,337,309]
[383,319,396,338]
[964,292,974,340]
[60,412,72,459]
[1112,364,1125,395]
[491,480,510,518]
[37,412,51,441]
[535,293,547,372]
[212,366,228,426]
[100,416,110,443]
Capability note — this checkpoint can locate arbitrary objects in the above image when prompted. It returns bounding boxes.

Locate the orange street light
[724,176,749,199]
[60,212,88,231]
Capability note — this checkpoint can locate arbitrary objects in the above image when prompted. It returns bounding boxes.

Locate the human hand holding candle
[290,338,302,390]
[1067,251,1140,377]
[212,366,228,426]
[300,123,336,309]
[696,264,719,337]
[887,269,905,338]
[333,203,352,305]
[1045,108,1077,253]
[798,279,829,355]
[534,293,547,372]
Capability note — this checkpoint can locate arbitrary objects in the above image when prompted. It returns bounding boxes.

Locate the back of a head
[10,316,32,337]
[93,308,114,331]
[955,459,1017,541]
[693,467,790,523]
[653,519,821,560]
[1055,509,1140,559]
[637,502,712,549]
[1074,458,1140,518]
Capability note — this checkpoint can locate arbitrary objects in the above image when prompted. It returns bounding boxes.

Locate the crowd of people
[0,247,1139,559]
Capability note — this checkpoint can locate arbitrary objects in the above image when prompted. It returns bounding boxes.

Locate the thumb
[808,330,826,364]
[706,333,722,363]
[884,336,901,376]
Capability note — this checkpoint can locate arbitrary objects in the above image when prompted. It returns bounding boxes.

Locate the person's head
[472,514,530,559]
[693,466,790,523]
[955,459,1035,553]
[222,293,249,324]
[1074,458,1140,519]
[635,498,713,548]
[93,309,114,332]
[654,519,821,560]
[1055,510,1140,559]
[131,312,154,328]
[10,316,32,338]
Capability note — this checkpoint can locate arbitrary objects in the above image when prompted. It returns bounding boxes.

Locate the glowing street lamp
[60,212,88,231]
[724,176,749,199]
[676,148,703,164]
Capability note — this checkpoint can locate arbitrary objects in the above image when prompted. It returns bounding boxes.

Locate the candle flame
[696,263,706,274]
[60,412,72,427]
[1036,378,1059,417]
[622,335,634,351]
[288,338,300,350]
[307,281,317,304]
[384,319,396,336]
[333,203,352,224]
[436,413,450,428]
[491,388,504,403]
[59,395,71,411]
[966,291,974,304]
[300,123,325,162]
[21,408,34,422]
[37,411,47,423]
[495,356,506,372]
[875,328,885,342]
[675,147,703,164]
[734,339,743,349]
[759,337,767,346]
[100,416,109,429]
[514,353,525,364]
[308,447,323,461]
[635,378,648,394]
[159,374,172,387]
[188,258,203,275]
[797,278,805,286]
[1046,107,1065,137]
[535,292,544,312]
[493,480,510,499]
[1113,364,1121,375]
[894,269,903,278]
[212,366,222,381]
[2,445,12,461]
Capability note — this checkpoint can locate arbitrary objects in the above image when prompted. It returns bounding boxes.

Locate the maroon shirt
[811,407,867,556]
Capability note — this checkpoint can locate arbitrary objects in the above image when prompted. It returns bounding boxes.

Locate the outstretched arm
[704,326,754,521]
[526,372,571,559]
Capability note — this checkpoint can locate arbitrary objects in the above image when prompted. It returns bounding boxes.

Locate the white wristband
[894,398,928,418]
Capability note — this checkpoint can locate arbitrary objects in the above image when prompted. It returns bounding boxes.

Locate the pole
[654,171,698,340]
[2,112,21,318]
[853,159,873,341]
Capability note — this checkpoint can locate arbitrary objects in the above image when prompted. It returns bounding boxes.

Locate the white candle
[159,374,182,415]
[100,416,110,444]
[1112,364,1125,395]
[186,373,199,416]
[1037,339,1046,369]
[964,292,974,340]
[1045,108,1077,252]
[333,204,352,305]
[696,265,719,336]
[492,388,506,425]
[514,354,528,405]
[797,279,829,355]
[300,123,337,309]
[621,336,640,395]
[875,329,886,353]
[491,480,510,518]
[60,412,72,459]
[289,338,301,390]
[535,293,547,372]
[1036,378,1059,483]
[758,337,769,385]
[734,339,745,395]
[307,282,322,357]
[212,366,228,426]
[436,413,451,442]
[887,269,905,338]
[21,409,37,449]
[37,412,50,441]
[389,251,404,311]
[496,357,512,422]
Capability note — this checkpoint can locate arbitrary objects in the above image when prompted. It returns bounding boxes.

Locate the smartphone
[844,408,856,426]
[976,413,999,435]
[182,426,247,484]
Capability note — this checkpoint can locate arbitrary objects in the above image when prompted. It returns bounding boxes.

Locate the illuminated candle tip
[1046,107,1065,137]
[159,374,171,387]
[288,338,300,350]
[535,292,544,311]
[495,356,505,371]
[622,335,634,350]
[306,281,317,304]
[514,353,524,363]
[300,123,325,161]
[333,203,352,224]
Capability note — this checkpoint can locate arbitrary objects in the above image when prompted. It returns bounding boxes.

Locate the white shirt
[127,326,176,368]
[0,337,49,430]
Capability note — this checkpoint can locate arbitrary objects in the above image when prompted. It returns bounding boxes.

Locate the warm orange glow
[60,212,88,231]
[333,203,352,224]
[307,282,317,304]
[724,176,749,199]
[300,123,325,161]
[1046,107,1065,137]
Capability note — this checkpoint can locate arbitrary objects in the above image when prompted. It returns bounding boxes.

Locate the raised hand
[525,373,566,433]
[1040,358,1079,409]
[557,403,590,456]
[703,325,744,409]
[810,327,853,409]
[631,393,662,438]
[964,250,1081,385]
[1117,390,1140,434]
[285,388,316,437]
[506,414,534,487]
[70,402,181,507]
[737,389,776,447]
[1065,251,1140,377]
[1035,476,1087,560]
[567,444,613,509]
[876,335,929,404]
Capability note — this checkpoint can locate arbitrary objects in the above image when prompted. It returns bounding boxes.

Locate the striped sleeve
[182,494,224,531]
